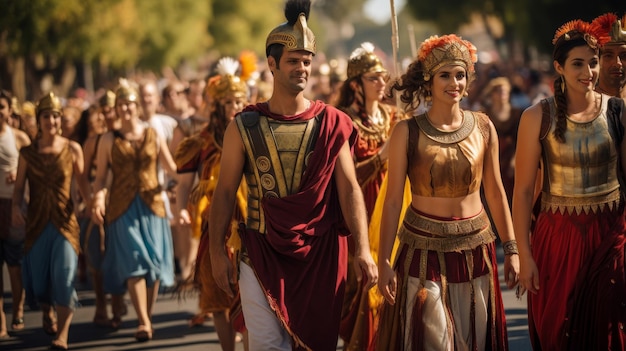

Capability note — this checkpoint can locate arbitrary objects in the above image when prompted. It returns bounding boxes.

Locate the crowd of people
[0,0,625,350]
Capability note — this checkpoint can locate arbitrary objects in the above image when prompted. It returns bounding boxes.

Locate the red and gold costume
[237,100,355,350]
[337,42,396,351]
[376,34,509,351]
[530,96,626,350]
[377,112,508,351]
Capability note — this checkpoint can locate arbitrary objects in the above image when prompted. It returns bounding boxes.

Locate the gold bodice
[107,127,165,222]
[407,111,490,198]
[21,141,80,254]
[236,112,319,234]
[540,96,621,214]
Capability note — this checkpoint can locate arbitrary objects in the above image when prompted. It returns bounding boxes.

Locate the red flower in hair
[552,19,609,47]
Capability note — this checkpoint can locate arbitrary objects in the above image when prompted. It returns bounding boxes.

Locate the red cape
[240,100,356,350]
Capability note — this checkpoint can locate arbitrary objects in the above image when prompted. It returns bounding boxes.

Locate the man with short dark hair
[209,1,377,349]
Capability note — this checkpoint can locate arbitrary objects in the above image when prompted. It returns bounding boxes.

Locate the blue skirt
[22,222,79,309]
[102,195,174,294]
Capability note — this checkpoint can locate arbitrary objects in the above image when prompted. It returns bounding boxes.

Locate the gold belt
[540,189,622,215]
[398,207,496,252]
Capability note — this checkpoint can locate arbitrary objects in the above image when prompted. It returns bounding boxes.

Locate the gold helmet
[99,90,116,108]
[591,13,626,45]
[417,34,478,81]
[208,57,248,100]
[36,92,63,116]
[347,42,387,80]
[266,0,316,55]
[114,78,139,104]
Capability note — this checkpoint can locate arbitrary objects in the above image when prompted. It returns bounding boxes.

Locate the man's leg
[239,262,290,351]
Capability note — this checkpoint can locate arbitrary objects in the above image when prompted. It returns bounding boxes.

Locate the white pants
[239,262,291,351]
[405,275,490,351]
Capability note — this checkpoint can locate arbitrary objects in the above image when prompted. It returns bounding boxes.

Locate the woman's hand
[503,253,520,290]
[91,197,106,225]
[518,252,540,295]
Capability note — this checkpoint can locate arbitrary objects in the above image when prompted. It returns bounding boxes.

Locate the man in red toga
[208,0,378,350]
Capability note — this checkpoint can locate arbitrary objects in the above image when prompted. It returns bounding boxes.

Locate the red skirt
[529,207,626,350]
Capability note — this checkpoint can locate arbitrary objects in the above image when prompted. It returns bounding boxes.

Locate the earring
[424,90,432,102]
[560,76,565,94]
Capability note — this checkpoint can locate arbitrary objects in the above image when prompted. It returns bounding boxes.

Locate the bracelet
[502,240,519,256]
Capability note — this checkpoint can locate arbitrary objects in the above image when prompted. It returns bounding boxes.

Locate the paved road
[1,248,531,350]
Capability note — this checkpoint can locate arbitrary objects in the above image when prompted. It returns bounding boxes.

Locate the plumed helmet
[347,42,387,80]
[114,78,139,104]
[266,0,316,55]
[207,57,248,100]
[36,92,63,116]
[591,13,626,45]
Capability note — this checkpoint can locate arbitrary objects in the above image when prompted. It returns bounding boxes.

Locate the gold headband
[347,42,387,80]
[418,34,477,81]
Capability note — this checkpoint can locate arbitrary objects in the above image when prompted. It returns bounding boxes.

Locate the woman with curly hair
[377,34,519,350]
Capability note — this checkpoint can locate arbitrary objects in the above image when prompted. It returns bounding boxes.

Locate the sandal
[134,325,153,342]
[43,315,58,336]
[12,317,25,331]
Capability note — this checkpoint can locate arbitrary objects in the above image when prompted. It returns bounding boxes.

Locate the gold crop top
[407,111,491,198]
[540,96,621,213]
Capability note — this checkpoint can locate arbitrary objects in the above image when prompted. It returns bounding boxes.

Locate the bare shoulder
[68,139,84,156]
[11,127,31,149]
[520,102,544,123]
[389,117,410,143]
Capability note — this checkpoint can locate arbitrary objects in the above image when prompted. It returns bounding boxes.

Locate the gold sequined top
[21,141,80,254]
[107,127,165,223]
[540,96,621,214]
[407,111,491,198]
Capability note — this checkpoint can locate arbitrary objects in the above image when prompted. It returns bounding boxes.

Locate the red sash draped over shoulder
[239,100,356,350]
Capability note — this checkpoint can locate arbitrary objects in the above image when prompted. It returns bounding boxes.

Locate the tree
[403,0,626,61]
[0,0,284,100]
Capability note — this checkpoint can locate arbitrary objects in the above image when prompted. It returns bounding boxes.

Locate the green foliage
[0,0,289,69]
[403,0,626,55]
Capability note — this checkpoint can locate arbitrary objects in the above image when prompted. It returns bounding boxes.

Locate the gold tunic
[407,111,491,198]
[107,127,165,223]
[21,142,80,254]
[540,96,621,214]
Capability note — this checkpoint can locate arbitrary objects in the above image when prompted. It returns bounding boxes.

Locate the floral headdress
[552,19,609,49]
[417,34,477,81]
[591,13,626,45]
